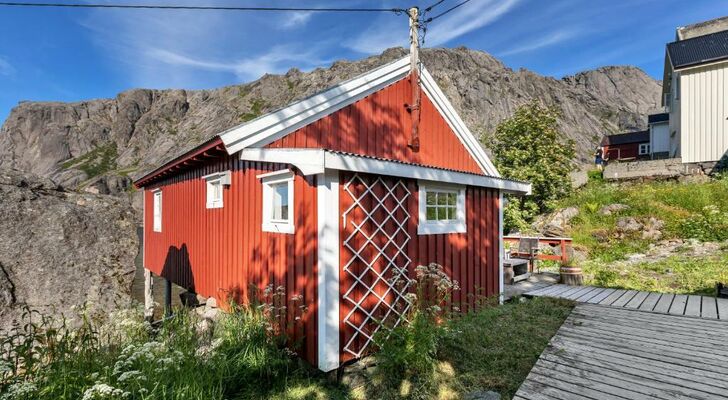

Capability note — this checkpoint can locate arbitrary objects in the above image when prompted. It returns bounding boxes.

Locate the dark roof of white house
[667,29,728,69]
[600,130,650,147]
[648,113,669,124]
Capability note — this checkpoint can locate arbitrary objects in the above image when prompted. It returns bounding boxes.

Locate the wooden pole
[164,278,172,318]
[143,268,154,322]
[407,6,421,151]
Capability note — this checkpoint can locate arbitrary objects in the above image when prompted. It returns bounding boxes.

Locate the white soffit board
[240,148,530,195]
[218,55,499,177]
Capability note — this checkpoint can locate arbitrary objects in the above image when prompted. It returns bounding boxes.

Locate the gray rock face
[533,207,580,237]
[0,47,661,199]
[0,169,138,330]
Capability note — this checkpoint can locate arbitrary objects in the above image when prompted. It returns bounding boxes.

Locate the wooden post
[561,240,567,264]
[407,6,421,151]
[164,278,172,318]
[143,268,154,322]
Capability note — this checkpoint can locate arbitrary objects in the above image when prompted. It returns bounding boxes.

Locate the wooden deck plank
[568,309,728,347]
[585,287,615,304]
[575,287,605,302]
[624,291,650,308]
[611,289,638,307]
[524,284,561,297]
[669,294,688,315]
[537,358,716,400]
[553,285,587,299]
[685,295,702,317]
[563,286,597,300]
[562,314,728,355]
[701,296,718,319]
[530,284,570,297]
[541,346,728,393]
[653,293,675,313]
[516,303,728,400]
[638,292,662,311]
[598,289,627,305]
[717,298,728,320]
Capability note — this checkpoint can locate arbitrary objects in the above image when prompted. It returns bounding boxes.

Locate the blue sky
[1,0,727,123]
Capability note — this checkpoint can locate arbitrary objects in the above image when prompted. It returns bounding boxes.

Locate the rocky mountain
[0,168,137,330]
[0,47,662,201]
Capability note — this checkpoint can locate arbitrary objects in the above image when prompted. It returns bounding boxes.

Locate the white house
[662,17,728,164]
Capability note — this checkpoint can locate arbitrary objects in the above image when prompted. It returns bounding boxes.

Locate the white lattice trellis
[341,173,414,358]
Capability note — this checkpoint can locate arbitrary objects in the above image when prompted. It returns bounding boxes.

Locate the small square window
[639,143,650,155]
[152,189,162,232]
[204,171,231,209]
[418,183,466,235]
[259,169,295,234]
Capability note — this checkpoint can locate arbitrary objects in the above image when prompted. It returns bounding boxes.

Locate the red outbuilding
[134,56,531,371]
[600,130,651,161]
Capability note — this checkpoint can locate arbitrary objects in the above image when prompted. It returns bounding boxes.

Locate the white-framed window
[152,189,162,232]
[204,171,231,209]
[259,169,295,234]
[417,183,466,235]
[639,143,650,155]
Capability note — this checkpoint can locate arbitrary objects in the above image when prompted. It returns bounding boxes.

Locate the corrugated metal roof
[324,150,529,186]
[667,29,728,69]
[600,130,650,146]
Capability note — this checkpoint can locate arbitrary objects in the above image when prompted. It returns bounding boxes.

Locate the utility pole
[407,6,421,151]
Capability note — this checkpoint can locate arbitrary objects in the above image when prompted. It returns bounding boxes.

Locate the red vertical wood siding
[143,156,318,365]
[267,77,484,175]
[602,143,649,160]
[338,172,500,363]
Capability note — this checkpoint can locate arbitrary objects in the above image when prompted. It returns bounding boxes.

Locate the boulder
[599,203,629,215]
[616,217,642,233]
[0,169,138,331]
[534,207,579,237]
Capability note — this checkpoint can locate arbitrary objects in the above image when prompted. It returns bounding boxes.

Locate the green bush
[488,102,576,232]
[372,263,458,399]
[587,169,604,183]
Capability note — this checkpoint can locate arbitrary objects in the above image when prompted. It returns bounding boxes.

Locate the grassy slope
[555,175,728,294]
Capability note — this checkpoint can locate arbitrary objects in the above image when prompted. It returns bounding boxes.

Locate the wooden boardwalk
[525,284,728,320]
[514,303,728,400]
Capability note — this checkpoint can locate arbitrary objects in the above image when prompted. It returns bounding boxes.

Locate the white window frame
[152,189,162,232]
[639,143,650,155]
[417,182,466,235]
[259,169,295,234]
[203,171,231,209]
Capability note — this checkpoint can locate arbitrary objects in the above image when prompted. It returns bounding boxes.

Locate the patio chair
[510,237,540,273]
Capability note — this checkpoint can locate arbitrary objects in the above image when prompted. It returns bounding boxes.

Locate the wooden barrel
[560,265,583,286]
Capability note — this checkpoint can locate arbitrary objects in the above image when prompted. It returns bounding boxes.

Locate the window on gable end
[418,183,466,235]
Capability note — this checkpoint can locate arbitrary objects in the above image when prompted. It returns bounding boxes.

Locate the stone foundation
[603,158,718,181]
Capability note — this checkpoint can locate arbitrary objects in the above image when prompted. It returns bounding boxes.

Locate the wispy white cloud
[77,2,330,88]
[346,0,521,54]
[280,11,313,29]
[146,45,330,81]
[498,29,579,56]
[0,57,15,76]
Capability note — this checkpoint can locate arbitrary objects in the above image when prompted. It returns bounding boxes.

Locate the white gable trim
[240,148,530,195]
[219,56,499,177]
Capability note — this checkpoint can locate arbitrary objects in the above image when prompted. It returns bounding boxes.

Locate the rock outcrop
[0,169,138,330]
[0,47,662,199]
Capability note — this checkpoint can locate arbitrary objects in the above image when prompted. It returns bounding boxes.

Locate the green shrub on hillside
[679,205,728,242]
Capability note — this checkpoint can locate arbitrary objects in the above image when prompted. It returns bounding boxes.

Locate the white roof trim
[240,148,530,195]
[218,56,500,177]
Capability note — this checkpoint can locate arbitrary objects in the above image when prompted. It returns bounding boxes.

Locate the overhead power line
[425,0,470,22]
[0,2,406,13]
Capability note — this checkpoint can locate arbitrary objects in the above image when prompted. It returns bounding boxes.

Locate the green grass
[1,298,572,400]
[355,297,573,400]
[239,98,268,122]
[585,253,728,295]
[61,144,118,179]
[555,174,728,293]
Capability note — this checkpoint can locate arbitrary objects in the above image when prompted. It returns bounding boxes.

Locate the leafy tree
[488,101,575,232]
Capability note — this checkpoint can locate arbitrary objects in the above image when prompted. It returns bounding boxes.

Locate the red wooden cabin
[134,57,531,371]
[600,130,651,161]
